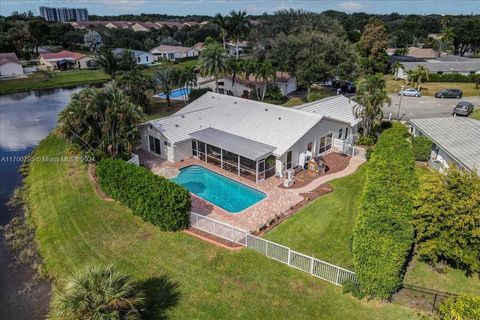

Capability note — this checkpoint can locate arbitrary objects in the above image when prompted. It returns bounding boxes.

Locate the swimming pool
[157,87,191,99]
[172,165,266,213]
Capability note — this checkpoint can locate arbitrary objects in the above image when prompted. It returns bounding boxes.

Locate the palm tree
[391,62,403,80]
[97,48,119,79]
[177,67,197,104]
[255,60,276,101]
[198,43,229,93]
[155,68,177,108]
[49,265,144,320]
[228,10,251,59]
[212,13,229,49]
[118,69,156,107]
[354,74,391,137]
[58,82,145,159]
[409,65,429,90]
[227,57,244,96]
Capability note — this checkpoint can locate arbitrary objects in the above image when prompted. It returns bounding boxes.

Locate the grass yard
[264,165,367,269]
[0,69,110,94]
[385,75,480,97]
[282,97,304,107]
[470,108,480,120]
[25,135,420,319]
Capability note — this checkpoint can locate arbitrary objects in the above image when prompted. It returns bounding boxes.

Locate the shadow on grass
[140,275,181,320]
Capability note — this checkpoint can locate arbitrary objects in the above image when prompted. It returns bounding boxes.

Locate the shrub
[380,120,392,130]
[427,73,480,83]
[356,135,376,146]
[352,124,418,299]
[365,147,374,161]
[412,136,433,161]
[188,88,211,103]
[413,168,480,273]
[342,280,366,299]
[96,159,191,231]
[438,295,480,320]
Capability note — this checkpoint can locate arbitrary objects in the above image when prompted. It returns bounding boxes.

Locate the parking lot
[382,94,480,120]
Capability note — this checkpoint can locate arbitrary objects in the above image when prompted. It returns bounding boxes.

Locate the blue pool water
[172,165,266,213]
[157,87,191,99]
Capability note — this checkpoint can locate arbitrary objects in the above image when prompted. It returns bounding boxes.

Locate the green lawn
[264,165,367,269]
[0,69,110,94]
[282,97,304,107]
[25,135,419,319]
[385,75,480,97]
[470,108,480,120]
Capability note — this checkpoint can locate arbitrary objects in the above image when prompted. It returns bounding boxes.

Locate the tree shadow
[140,275,181,320]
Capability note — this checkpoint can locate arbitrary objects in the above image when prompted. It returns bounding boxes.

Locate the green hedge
[439,295,480,320]
[412,136,432,161]
[352,124,418,299]
[427,73,480,83]
[96,159,191,231]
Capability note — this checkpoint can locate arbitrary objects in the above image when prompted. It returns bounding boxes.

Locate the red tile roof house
[38,50,96,71]
[0,52,24,78]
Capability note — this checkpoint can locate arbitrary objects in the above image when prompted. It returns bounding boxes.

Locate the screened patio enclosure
[190,128,277,183]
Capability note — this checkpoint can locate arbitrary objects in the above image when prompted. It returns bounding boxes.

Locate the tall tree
[177,67,197,104]
[155,68,177,108]
[354,73,391,137]
[408,65,429,90]
[28,19,49,56]
[49,265,144,320]
[83,30,103,53]
[118,69,156,107]
[58,82,145,159]
[212,13,229,49]
[97,48,119,79]
[198,42,229,93]
[255,59,276,101]
[357,18,389,74]
[228,10,251,59]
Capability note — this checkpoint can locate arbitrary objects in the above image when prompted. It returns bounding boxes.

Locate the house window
[338,128,343,139]
[137,56,141,63]
[307,142,313,152]
[437,71,443,75]
[319,133,333,154]
[344,127,349,139]
[149,136,161,155]
[164,140,171,147]
[286,150,292,169]
[146,56,149,62]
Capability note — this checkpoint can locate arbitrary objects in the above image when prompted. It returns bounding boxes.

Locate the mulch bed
[279,152,351,189]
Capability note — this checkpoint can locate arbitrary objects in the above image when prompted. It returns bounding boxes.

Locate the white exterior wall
[136,53,154,65]
[172,140,193,162]
[138,125,168,160]
[77,57,95,69]
[0,62,24,76]
[275,78,297,96]
[219,78,251,96]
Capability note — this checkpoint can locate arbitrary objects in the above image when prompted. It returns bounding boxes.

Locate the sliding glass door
[149,136,161,155]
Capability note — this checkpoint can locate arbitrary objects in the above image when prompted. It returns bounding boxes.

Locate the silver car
[399,88,421,97]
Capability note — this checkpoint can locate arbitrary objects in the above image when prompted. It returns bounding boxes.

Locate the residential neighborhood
[0,1,479,320]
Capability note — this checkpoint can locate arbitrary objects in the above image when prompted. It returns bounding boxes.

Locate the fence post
[335,268,340,285]
[310,258,314,274]
[265,241,269,256]
[287,249,291,266]
[432,292,438,313]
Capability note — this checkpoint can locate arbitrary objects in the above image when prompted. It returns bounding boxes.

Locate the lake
[0,87,81,319]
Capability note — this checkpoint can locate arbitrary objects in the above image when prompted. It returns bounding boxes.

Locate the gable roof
[400,60,480,72]
[39,50,86,61]
[293,95,361,127]
[146,92,325,157]
[150,45,195,54]
[409,117,480,173]
[0,52,20,65]
[113,48,152,57]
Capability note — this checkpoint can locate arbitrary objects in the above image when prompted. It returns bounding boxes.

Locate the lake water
[0,87,81,319]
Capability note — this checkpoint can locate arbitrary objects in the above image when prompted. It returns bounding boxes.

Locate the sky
[1,0,479,17]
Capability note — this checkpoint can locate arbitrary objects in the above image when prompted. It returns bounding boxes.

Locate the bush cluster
[352,124,418,299]
[412,136,433,161]
[439,295,480,320]
[96,159,191,231]
[427,73,480,83]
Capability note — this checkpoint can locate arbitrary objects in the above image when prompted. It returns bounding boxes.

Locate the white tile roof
[293,95,361,127]
[409,117,480,173]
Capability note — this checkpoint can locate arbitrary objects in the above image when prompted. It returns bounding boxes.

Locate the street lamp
[397,85,404,120]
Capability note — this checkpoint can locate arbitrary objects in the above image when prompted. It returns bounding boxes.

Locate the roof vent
[234,101,237,104]
[278,117,282,120]
[265,108,268,111]
[181,114,185,118]
[175,124,179,127]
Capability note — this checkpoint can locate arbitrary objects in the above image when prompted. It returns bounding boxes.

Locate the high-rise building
[39,6,89,22]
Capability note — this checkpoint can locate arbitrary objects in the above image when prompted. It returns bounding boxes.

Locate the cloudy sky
[1,0,479,16]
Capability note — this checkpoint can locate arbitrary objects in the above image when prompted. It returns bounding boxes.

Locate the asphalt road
[382,94,480,120]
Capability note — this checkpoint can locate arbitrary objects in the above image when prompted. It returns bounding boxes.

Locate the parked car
[435,89,463,99]
[452,101,474,116]
[398,88,421,97]
[340,81,356,93]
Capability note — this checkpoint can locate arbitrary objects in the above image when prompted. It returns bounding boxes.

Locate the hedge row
[412,136,433,161]
[352,124,418,299]
[96,159,191,231]
[427,73,480,83]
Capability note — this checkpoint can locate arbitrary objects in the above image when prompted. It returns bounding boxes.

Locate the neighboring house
[192,42,205,52]
[217,71,297,98]
[0,52,24,77]
[131,22,161,32]
[387,46,441,59]
[138,92,355,183]
[293,95,361,141]
[150,45,199,61]
[38,50,96,71]
[226,41,249,56]
[113,48,154,65]
[409,117,480,175]
[395,58,480,79]
[70,20,208,31]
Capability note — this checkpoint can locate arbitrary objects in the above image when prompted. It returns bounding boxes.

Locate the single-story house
[293,95,361,141]
[409,117,480,175]
[138,92,356,183]
[0,52,24,77]
[218,71,297,98]
[395,58,480,79]
[131,22,161,32]
[150,45,199,61]
[226,41,249,56]
[387,46,441,59]
[39,50,96,71]
[113,48,154,65]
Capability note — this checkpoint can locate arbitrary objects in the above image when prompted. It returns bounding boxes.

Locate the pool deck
[137,149,365,233]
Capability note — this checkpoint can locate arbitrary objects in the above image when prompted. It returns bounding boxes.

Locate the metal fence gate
[189,212,357,286]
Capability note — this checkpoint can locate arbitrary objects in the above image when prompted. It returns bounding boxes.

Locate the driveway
[382,94,480,120]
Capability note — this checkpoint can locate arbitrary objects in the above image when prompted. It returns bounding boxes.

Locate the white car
[398,88,421,97]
